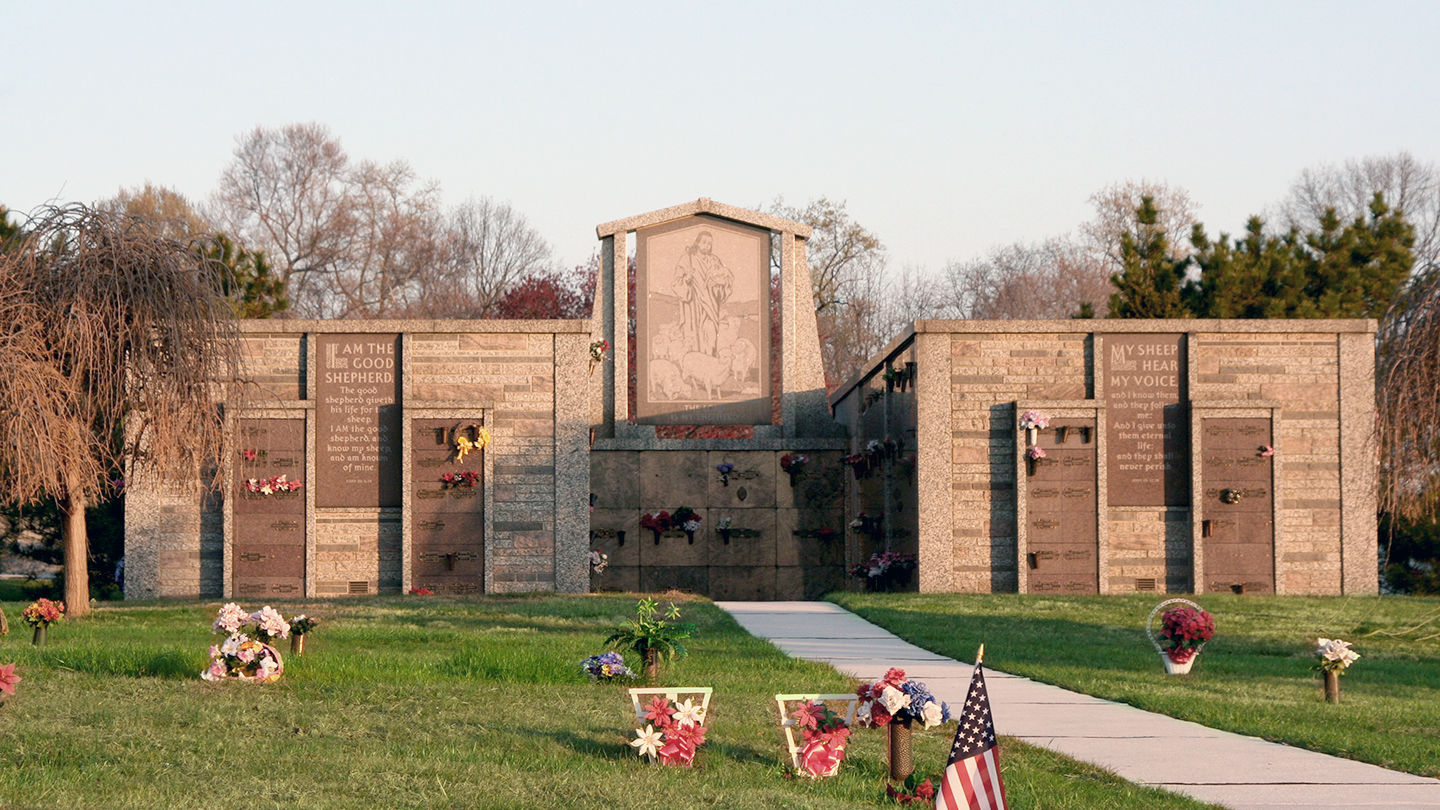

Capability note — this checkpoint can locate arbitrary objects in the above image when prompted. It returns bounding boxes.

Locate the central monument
[587,199,847,599]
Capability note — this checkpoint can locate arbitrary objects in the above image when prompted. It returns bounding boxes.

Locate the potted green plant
[605,598,697,684]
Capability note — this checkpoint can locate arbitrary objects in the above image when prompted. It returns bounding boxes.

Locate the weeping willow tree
[1379,267,1440,523]
[0,205,240,616]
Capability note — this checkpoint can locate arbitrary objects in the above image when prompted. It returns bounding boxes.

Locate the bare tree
[0,205,239,615]
[212,124,552,318]
[940,237,1111,319]
[1082,180,1200,271]
[412,197,554,317]
[1278,151,1440,277]
[768,197,885,314]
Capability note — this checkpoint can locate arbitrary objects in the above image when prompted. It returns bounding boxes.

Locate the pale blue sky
[4,2,1436,274]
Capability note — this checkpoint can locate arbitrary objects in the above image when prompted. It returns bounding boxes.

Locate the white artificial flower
[879,685,911,714]
[221,633,248,656]
[630,725,664,759]
[920,700,945,729]
[1316,638,1360,668]
[855,701,873,726]
[671,699,705,728]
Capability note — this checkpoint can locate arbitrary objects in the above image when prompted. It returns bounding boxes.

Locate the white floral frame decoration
[773,692,863,771]
[627,687,713,725]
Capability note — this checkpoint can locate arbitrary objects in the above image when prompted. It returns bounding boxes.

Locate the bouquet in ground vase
[854,668,950,730]
[202,603,290,683]
[791,700,852,777]
[630,695,708,766]
[22,599,65,629]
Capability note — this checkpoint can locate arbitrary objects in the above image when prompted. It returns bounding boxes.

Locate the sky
[3,2,1438,276]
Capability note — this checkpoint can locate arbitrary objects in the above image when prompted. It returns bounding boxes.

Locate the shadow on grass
[43,647,200,679]
[530,727,633,761]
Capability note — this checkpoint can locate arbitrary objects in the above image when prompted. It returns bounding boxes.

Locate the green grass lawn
[831,592,1440,778]
[0,595,1220,809]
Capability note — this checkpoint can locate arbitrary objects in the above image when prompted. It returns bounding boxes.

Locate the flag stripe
[938,764,962,810]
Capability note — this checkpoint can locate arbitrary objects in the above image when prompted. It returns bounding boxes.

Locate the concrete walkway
[718,601,1440,810]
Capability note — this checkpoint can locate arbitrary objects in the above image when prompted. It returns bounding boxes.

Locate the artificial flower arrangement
[1259,444,1275,458]
[0,663,19,703]
[21,598,64,629]
[630,695,708,766]
[1152,602,1215,672]
[22,598,64,645]
[780,453,809,486]
[716,461,735,486]
[202,603,290,683]
[590,549,609,574]
[850,551,916,591]
[854,668,951,730]
[842,452,874,480]
[1019,410,1050,431]
[589,339,610,375]
[243,474,302,495]
[1315,637,1360,674]
[241,448,263,461]
[1026,446,1047,460]
[408,587,434,595]
[605,598,696,683]
[581,651,636,682]
[1315,637,1360,703]
[454,425,491,464]
[289,614,319,655]
[439,470,481,489]
[849,512,882,537]
[790,700,852,778]
[641,510,672,542]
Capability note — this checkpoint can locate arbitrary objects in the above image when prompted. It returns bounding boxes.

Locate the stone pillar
[1338,329,1378,594]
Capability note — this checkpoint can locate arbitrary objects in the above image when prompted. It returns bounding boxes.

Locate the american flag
[935,657,1008,810]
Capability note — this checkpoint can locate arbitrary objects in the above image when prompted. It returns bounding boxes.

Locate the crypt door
[410,419,486,594]
[1200,418,1275,594]
[1025,419,1099,594]
[232,418,306,598]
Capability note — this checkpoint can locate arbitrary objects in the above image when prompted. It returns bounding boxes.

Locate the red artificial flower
[800,738,846,777]
[915,780,936,800]
[882,667,907,688]
[242,448,257,461]
[870,704,892,727]
[0,663,20,696]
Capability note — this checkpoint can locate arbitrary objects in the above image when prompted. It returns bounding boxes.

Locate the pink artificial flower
[202,660,228,682]
[882,667,907,688]
[0,664,20,696]
[644,696,673,727]
[1259,445,1275,458]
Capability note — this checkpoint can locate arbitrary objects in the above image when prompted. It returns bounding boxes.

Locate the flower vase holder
[774,693,861,777]
[888,716,914,782]
[291,634,306,656]
[1323,670,1341,704]
[32,624,47,647]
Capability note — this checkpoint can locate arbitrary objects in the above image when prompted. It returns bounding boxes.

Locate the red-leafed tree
[492,260,596,319]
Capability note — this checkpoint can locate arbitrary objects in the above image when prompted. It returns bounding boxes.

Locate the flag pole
[976,644,985,665]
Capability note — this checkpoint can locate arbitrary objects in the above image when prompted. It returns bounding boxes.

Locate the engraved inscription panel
[1026,418,1098,593]
[316,334,401,508]
[233,418,305,597]
[1201,417,1274,594]
[635,215,772,425]
[1104,334,1188,506]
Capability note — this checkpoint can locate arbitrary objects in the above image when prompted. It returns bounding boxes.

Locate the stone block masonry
[830,320,1377,597]
[125,320,591,599]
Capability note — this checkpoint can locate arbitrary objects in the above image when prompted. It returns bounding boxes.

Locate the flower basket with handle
[1146,598,1214,675]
